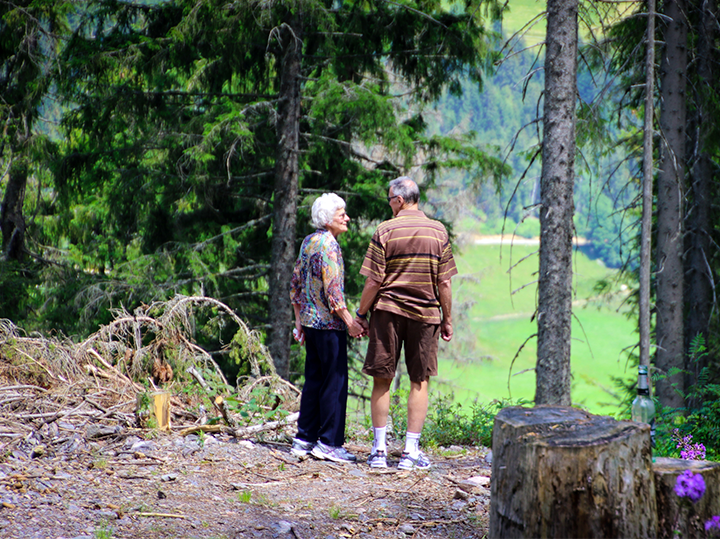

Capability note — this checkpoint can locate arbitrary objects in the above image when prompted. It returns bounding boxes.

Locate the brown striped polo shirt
[360,209,458,324]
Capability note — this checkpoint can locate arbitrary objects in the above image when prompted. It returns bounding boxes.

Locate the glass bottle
[631,364,656,445]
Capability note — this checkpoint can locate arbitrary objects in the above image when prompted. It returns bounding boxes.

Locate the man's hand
[354,316,369,338]
[441,319,453,342]
[348,319,366,338]
[438,279,453,341]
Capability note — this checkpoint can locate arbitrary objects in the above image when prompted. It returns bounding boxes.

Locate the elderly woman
[289,193,364,464]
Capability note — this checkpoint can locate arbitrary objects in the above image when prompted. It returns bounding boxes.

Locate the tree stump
[653,457,720,538]
[152,391,171,431]
[489,406,657,538]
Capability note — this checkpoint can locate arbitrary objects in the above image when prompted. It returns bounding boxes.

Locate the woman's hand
[347,319,366,339]
[293,323,305,345]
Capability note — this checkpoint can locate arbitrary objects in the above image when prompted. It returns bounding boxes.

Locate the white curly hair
[311,193,346,229]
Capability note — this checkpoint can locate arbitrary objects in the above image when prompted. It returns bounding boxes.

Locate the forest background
[1,0,719,457]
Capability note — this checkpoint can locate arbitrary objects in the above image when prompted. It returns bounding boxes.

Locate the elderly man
[354,176,456,469]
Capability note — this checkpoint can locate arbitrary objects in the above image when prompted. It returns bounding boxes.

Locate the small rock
[123,436,142,448]
[275,520,294,537]
[453,488,469,500]
[160,473,177,482]
[11,450,28,460]
[181,444,200,457]
[464,475,491,487]
[130,440,156,453]
[202,435,218,446]
[398,524,416,535]
[86,425,120,439]
[31,445,47,458]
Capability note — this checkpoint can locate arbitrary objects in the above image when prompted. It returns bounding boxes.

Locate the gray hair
[311,193,346,229]
[389,176,419,205]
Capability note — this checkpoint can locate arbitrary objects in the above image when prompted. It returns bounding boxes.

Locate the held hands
[348,318,367,339]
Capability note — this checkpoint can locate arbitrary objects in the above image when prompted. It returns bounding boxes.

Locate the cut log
[152,391,171,431]
[490,406,657,538]
[653,457,720,538]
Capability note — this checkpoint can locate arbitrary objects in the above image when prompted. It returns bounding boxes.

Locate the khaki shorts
[362,309,440,383]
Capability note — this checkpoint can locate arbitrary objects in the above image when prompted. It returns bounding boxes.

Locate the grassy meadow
[501,0,547,45]
[499,0,638,47]
[434,238,637,416]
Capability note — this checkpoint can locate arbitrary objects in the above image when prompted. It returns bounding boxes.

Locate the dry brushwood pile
[0,296,491,538]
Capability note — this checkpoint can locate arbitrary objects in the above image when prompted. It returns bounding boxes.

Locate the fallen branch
[135,512,186,519]
[186,366,209,389]
[86,348,143,392]
[214,396,237,428]
[178,412,299,439]
[178,424,231,437]
[231,412,299,439]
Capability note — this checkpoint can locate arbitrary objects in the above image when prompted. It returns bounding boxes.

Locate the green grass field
[434,240,637,416]
[499,0,636,47]
[501,0,547,45]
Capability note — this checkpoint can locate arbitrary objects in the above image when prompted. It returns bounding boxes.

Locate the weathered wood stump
[654,457,720,538]
[489,406,657,538]
[152,391,171,431]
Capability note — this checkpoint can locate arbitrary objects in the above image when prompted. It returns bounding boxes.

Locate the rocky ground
[0,307,492,539]
[0,427,491,539]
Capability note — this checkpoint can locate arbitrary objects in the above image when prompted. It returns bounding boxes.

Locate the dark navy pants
[296,327,348,447]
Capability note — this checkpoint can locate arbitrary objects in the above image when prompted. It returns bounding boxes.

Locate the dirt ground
[0,309,492,539]
[0,428,491,539]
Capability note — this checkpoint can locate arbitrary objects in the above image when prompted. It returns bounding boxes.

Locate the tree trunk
[683,0,716,406]
[654,457,720,538]
[1,160,28,261]
[655,0,688,409]
[535,0,578,406]
[639,0,657,371]
[490,406,658,538]
[267,17,303,380]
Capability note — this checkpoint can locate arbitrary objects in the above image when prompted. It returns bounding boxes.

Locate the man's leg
[403,379,429,459]
[370,376,393,454]
[406,378,429,433]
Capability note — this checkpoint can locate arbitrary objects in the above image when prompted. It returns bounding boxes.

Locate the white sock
[372,426,387,453]
[404,431,421,457]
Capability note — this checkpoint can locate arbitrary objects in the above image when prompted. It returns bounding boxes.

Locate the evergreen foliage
[3,0,509,380]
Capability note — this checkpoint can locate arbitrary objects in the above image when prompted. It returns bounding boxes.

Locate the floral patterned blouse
[290,229,347,331]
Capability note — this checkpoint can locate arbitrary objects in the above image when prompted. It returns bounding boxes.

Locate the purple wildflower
[674,431,707,460]
[674,470,706,503]
[706,516,720,532]
[680,443,707,460]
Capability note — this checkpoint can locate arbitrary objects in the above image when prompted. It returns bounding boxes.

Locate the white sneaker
[397,451,431,470]
[290,438,314,457]
[310,442,357,463]
[366,450,388,468]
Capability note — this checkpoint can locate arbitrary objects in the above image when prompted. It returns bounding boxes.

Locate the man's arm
[438,278,453,342]
[354,277,383,332]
